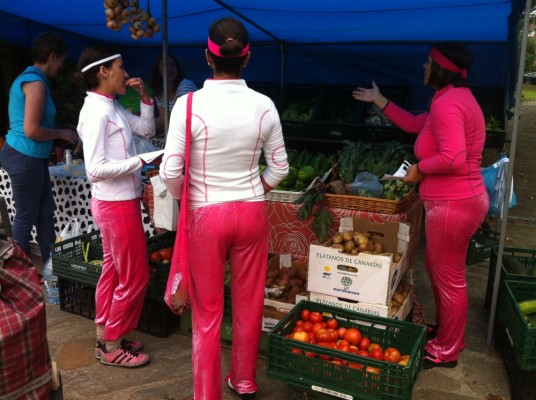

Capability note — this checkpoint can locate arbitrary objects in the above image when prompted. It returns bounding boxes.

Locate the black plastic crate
[485,246,536,310]
[279,84,324,138]
[472,86,507,149]
[356,86,410,143]
[495,317,536,400]
[311,85,364,142]
[58,278,180,337]
[466,228,500,265]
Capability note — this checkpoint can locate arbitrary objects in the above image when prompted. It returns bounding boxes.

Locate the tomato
[316,341,336,361]
[304,351,317,358]
[358,336,371,351]
[358,350,370,357]
[365,366,381,375]
[370,348,384,360]
[337,327,347,339]
[325,318,338,330]
[301,309,310,322]
[328,329,339,343]
[337,339,350,348]
[302,321,313,332]
[291,348,302,355]
[292,326,304,333]
[344,327,362,345]
[314,328,332,343]
[295,320,304,327]
[348,362,363,370]
[309,311,323,324]
[383,347,401,363]
[291,331,309,343]
[158,247,173,261]
[368,343,383,353]
[311,322,325,334]
[149,251,162,262]
[337,342,350,352]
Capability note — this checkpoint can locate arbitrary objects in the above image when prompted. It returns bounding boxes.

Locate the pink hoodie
[384,85,486,200]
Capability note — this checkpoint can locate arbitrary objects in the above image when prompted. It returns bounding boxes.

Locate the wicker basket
[323,188,417,214]
[265,189,305,203]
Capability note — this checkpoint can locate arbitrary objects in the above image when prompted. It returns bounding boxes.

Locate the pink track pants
[188,201,269,400]
[91,198,150,341]
[423,191,489,361]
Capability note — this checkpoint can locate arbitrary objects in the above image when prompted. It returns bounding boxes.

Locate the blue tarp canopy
[0,0,527,109]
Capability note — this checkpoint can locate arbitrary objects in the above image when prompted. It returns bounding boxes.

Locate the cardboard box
[307,217,410,305]
[263,254,308,332]
[309,277,414,320]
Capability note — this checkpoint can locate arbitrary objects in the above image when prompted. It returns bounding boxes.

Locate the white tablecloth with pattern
[0,167,157,249]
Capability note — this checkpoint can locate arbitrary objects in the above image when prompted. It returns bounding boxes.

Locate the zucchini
[503,255,529,276]
[525,313,536,327]
[518,299,536,316]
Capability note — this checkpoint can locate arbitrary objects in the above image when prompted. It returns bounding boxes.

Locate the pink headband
[429,47,467,79]
[207,36,250,57]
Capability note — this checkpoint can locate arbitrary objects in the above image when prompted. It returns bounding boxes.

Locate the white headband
[81,54,121,73]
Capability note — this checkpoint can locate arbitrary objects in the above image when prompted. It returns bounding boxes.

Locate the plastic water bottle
[43,255,60,305]
[65,149,73,165]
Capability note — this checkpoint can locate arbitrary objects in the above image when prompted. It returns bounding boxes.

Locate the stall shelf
[266,194,423,266]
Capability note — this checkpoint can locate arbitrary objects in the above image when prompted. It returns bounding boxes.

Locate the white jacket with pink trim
[160,79,289,209]
[77,91,156,201]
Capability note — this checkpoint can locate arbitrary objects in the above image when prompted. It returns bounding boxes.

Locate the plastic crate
[356,86,409,143]
[311,85,364,142]
[485,246,536,310]
[58,277,180,337]
[53,231,175,302]
[494,317,536,400]
[179,311,268,358]
[466,228,500,265]
[279,84,324,138]
[51,231,103,285]
[472,87,507,149]
[267,300,426,400]
[497,280,536,370]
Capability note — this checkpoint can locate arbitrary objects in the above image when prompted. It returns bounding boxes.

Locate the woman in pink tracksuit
[353,42,489,369]
[76,45,156,368]
[160,18,288,399]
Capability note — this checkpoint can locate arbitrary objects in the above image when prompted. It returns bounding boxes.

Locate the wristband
[141,97,155,106]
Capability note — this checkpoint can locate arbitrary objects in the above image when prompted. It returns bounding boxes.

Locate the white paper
[138,150,164,164]
[380,160,411,181]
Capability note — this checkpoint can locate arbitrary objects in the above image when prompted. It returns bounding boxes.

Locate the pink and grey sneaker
[99,342,150,368]
[95,339,145,360]
[422,350,457,369]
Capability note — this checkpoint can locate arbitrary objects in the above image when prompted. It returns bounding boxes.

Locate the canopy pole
[486,0,532,345]
[162,0,169,138]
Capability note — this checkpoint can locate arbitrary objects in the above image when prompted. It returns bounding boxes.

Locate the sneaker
[422,351,457,369]
[95,338,144,359]
[225,376,256,399]
[99,343,150,368]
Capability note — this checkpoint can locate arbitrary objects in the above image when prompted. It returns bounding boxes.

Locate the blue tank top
[5,66,55,159]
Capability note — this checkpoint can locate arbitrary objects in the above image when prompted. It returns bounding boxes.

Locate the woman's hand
[61,129,79,146]
[402,164,424,184]
[126,78,151,103]
[352,81,389,110]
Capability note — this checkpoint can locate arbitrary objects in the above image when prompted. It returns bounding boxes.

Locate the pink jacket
[384,85,486,200]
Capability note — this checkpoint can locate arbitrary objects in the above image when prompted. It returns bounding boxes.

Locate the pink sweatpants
[91,198,150,341]
[423,191,489,361]
[188,201,269,400]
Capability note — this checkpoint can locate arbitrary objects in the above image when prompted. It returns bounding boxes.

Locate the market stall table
[267,194,423,265]
[0,166,157,252]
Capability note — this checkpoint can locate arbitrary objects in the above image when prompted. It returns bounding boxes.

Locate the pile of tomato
[149,246,173,263]
[286,309,410,373]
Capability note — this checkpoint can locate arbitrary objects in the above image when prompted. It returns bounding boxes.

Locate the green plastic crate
[497,280,536,370]
[485,246,536,309]
[52,230,176,302]
[51,231,103,285]
[268,300,426,400]
[466,229,499,265]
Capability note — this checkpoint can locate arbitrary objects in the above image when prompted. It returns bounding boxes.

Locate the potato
[332,233,343,244]
[393,252,403,263]
[353,232,368,246]
[341,231,353,242]
[373,242,383,254]
[344,240,356,253]
[331,243,344,252]
[350,248,359,255]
